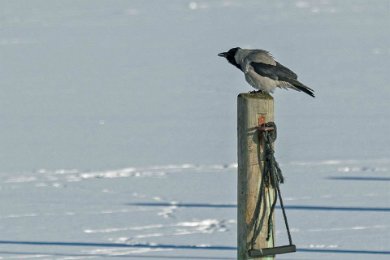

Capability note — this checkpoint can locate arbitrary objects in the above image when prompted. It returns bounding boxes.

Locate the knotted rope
[250,122,293,250]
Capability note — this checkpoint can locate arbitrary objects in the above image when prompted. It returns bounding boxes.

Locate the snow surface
[0,0,389,259]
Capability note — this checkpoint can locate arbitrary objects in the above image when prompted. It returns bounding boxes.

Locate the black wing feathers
[251,61,297,80]
[250,61,315,97]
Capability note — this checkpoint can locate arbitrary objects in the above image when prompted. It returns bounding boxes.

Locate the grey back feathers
[242,49,276,66]
[218,47,314,97]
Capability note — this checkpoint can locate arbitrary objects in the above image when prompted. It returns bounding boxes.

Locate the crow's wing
[251,61,315,97]
[250,61,298,80]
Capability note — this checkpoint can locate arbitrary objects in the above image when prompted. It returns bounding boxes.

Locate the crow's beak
[218,52,227,57]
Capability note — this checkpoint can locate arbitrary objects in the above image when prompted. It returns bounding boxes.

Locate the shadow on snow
[328,176,390,181]
[127,202,390,212]
[0,249,234,259]
[0,240,389,256]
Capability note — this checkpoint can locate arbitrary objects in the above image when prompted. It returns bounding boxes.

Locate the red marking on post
[258,116,265,126]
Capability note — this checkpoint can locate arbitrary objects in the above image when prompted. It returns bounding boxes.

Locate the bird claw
[249,90,265,94]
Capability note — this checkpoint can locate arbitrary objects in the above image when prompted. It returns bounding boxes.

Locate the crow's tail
[288,79,315,97]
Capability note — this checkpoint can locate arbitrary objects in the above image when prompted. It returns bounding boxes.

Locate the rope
[250,122,293,250]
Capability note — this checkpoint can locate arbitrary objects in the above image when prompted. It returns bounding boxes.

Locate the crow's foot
[249,90,265,94]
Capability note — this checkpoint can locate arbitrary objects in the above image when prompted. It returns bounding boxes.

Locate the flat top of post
[238,92,273,100]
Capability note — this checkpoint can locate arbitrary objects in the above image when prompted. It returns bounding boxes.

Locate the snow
[0,0,389,259]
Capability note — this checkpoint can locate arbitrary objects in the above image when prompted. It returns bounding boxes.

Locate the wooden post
[237,93,275,260]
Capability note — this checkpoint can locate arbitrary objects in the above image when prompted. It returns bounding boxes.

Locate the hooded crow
[218,47,314,97]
